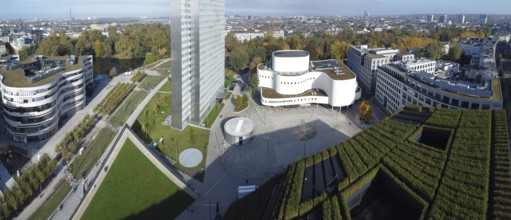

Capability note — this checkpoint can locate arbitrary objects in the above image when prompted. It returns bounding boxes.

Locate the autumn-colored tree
[358,100,373,123]
[94,40,101,57]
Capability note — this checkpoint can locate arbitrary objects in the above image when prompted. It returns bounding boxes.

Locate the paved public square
[175,76,387,220]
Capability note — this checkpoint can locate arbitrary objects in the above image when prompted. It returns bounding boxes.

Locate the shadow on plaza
[218,114,351,174]
[122,189,195,220]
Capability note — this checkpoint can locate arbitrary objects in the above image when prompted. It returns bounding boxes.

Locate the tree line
[19,23,170,62]
[226,26,491,76]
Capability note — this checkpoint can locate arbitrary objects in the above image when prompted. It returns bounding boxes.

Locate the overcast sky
[2,0,510,19]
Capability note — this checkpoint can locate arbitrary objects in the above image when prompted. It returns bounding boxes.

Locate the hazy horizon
[1,0,510,19]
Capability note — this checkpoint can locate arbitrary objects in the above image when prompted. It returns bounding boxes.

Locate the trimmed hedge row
[383,141,446,202]
[94,83,134,116]
[424,108,462,129]
[55,114,96,160]
[491,110,511,219]
[0,154,57,219]
[429,110,492,219]
[230,107,511,220]
[130,71,146,82]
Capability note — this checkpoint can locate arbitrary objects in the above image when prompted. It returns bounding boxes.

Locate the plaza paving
[174,76,387,220]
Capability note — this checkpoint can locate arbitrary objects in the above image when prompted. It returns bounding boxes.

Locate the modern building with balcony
[375,59,502,114]
[257,50,361,108]
[0,55,93,143]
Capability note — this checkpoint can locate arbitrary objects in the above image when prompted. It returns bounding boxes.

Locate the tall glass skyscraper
[170,0,225,130]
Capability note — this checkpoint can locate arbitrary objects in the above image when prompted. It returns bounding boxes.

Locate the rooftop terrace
[0,56,85,87]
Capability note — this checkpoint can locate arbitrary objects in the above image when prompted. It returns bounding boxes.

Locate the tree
[448,43,462,61]
[329,40,350,60]
[425,40,444,60]
[235,95,243,110]
[289,34,302,50]
[225,32,239,53]
[94,40,101,57]
[249,72,259,93]
[249,57,263,73]
[229,47,249,73]
[358,100,373,123]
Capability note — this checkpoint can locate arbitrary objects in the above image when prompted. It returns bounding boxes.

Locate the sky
[1,0,510,19]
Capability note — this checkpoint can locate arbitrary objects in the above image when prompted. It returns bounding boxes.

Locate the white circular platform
[179,148,203,168]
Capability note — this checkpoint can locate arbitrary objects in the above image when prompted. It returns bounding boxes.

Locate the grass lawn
[139,75,168,91]
[204,103,224,128]
[29,180,71,220]
[131,93,209,181]
[81,140,194,220]
[159,80,172,92]
[152,60,171,76]
[69,128,116,177]
[110,90,149,126]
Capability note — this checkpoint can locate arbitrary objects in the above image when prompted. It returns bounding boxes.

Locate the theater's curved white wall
[258,66,359,107]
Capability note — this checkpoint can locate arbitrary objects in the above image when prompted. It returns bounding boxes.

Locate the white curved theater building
[0,55,93,143]
[257,50,361,107]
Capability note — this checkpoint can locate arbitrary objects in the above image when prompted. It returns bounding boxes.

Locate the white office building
[257,50,361,108]
[479,14,488,25]
[375,60,502,114]
[458,14,465,24]
[0,55,93,143]
[347,45,407,93]
[170,0,225,130]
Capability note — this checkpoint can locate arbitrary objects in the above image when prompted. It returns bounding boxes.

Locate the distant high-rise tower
[363,10,370,28]
[170,0,225,130]
[458,14,465,24]
[479,14,488,24]
[439,14,448,23]
[429,14,434,23]
[69,8,73,20]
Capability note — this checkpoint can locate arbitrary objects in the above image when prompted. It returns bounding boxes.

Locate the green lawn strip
[139,75,165,90]
[158,80,172,92]
[225,91,232,99]
[81,140,194,220]
[28,180,71,220]
[131,93,209,180]
[204,103,224,128]
[68,128,116,177]
[110,90,149,126]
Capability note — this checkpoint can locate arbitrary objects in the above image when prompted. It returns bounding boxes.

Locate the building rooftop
[259,60,355,81]
[385,62,501,101]
[367,53,384,59]
[0,56,85,88]
[273,50,309,58]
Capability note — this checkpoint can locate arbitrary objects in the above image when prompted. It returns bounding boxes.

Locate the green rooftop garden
[0,56,86,87]
[225,107,511,220]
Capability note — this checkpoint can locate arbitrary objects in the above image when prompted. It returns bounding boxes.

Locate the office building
[479,14,488,25]
[439,15,448,23]
[257,50,361,107]
[375,60,502,114]
[347,45,406,93]
[0,55,93,143]
[429,15,434,23]
[458,14,465,24]
[170,0,225,130]
[363,10,370,28]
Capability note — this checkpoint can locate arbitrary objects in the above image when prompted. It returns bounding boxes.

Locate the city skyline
[1,0,511,19]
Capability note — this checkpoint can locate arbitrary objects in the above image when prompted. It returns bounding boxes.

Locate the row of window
[263,97,319,104]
